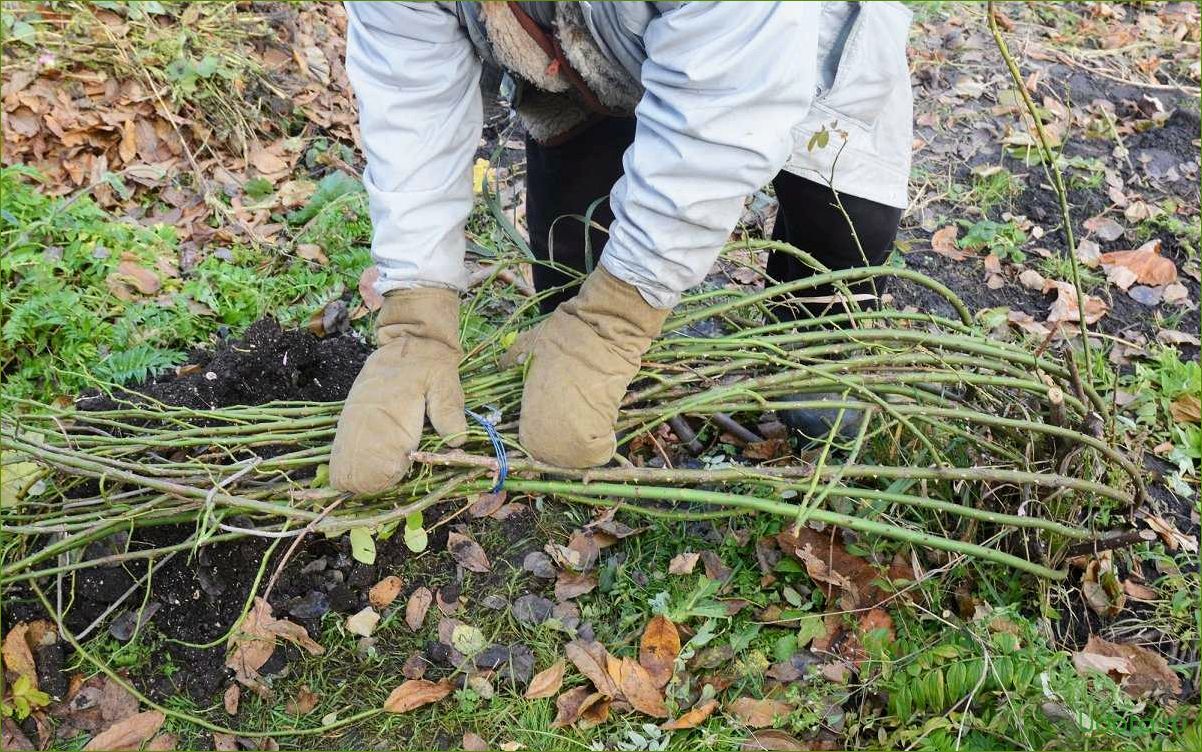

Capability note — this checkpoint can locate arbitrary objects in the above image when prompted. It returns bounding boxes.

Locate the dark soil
[894,57,1201,358]
[79,318,371,411]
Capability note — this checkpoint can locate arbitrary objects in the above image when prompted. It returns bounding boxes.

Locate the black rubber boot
[777,392,865,444]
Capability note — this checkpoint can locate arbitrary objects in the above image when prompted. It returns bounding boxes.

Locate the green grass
[0,166,372,403]
[968,167,1024,215]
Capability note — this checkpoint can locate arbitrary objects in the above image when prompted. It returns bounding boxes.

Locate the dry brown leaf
[369,576,403,609]
[277,179,316,208]
[145,732,177,751]
[435,587,459,616]
[295,243,328,266]
[1076,238,1102,268]
[777,528,912,610]
[1083,215,1124,242]
[616,658,668,718]
[226,598,324,693]
[118,119,137,164]
[1099,239,1177,287]
[1083,552,1125,618]
[742,438,790,460]
[84,710,165,751]
[555,571,597,600]
[1007,310,1051,338]
[358,267,383,312]
[821,661,852,683]
[406,587,433,632]
[1045,280,1108,325]
[213,732,239,751]
[576,693,612,730]
[462,732,490,751]
[250,145,289,178]
[115,254,161,295]
[2,719,34,752]
[857,608,896,647]
[564,639,620,697]
[447,531,491,573]
[98,676,139,724]
[1018,268,1046,290]
[1170,393,1200,424]
[1072,635,1181,697]
[661,698,719,730]
[223,683,240,716]
[740,729,805,750]
[1142,515,1198,553]
[930,225,968,260]
[1158,328,1201,347]
[700,550,733,582]
[382,679,454,713]
[1,623,37,688]
[668,552,700,575]
[285,686,318,715]
[1105,264,1139,291]
[639,615,681,689]
[1121,579,1158,601]
[402,653,428,680]
[469,491,506,518]
[524,659,565,700]
[726,697,793,728]
[550,686,592,728]
[565,531,602,571]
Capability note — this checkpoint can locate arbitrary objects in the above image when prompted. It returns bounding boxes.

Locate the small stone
[1129,285,1163,306]
[521,551,556,579]
[474,643,534,686]
[512,594,553,627]
[402,653,429,680]
[288,591,330,621]
[481,594,508,611]
[109,602,161,642]
[300,558,328,574]
[551,601,580,631]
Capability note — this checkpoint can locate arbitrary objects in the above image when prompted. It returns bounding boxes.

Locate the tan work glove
[330,287,468,494]
[502,267,669,467]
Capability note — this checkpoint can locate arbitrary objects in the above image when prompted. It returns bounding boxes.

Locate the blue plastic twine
[464,409,507,492]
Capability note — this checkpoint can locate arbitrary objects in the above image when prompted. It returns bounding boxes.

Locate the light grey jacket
[345,1,913,309]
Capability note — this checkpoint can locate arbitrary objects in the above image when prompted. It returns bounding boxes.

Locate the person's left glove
[330,287,468,494]
[501,267,670,468]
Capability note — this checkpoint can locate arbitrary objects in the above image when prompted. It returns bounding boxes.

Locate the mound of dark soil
[81,318,371,411]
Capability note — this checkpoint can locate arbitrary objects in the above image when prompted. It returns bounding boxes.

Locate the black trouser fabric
[524,117,903,318]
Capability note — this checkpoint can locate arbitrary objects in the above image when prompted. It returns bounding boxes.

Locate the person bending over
[330,1,913,494]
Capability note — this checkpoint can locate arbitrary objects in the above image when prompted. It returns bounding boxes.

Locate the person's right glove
[330,287,467,494]
[501,267,670,468]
